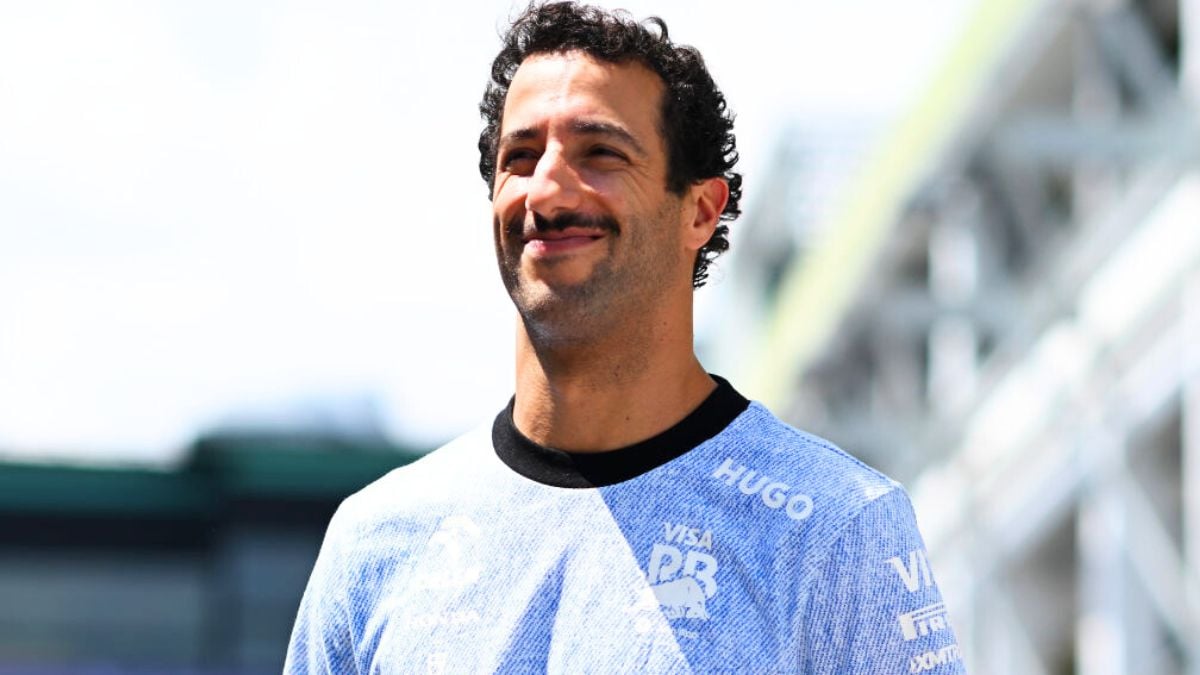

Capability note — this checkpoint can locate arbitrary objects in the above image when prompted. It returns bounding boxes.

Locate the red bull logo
[639,521,721,622]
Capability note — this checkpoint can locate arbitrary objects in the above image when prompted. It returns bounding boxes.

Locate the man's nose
[524,148,583,218]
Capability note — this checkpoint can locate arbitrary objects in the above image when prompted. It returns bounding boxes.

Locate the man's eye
[588,146,626,160]
[501,150,538,170]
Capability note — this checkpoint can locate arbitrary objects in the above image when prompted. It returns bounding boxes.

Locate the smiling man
[286,3,964,673]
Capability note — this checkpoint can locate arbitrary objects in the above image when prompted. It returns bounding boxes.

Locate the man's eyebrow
[569,120,648,158]
[498,127,541,149]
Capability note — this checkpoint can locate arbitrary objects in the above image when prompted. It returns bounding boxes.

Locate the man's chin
[513,281,588,310]
[518,258,598,285]
[517,271,597,296]
[510,277,608,327]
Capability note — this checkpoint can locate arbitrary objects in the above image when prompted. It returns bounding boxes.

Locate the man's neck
[511,311,716,453]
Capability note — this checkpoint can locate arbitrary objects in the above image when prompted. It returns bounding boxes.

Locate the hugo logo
[711,458,813,521]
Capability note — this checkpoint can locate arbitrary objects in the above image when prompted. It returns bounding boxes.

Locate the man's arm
[801,487,966,674]
[285,504,358,675]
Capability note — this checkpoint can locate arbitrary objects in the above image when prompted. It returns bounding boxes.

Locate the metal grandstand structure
[721,0,1200,671]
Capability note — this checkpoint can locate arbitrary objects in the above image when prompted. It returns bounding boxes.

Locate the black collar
[492,375,750,488]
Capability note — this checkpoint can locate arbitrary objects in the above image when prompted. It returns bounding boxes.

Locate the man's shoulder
[719,402,898,500]
[332,424,497,532]
[713,401,928,584]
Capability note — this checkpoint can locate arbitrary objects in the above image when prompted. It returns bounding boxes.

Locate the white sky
[0,0,973,465]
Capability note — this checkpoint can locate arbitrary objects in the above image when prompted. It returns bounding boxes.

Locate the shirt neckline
[491,375,750,488]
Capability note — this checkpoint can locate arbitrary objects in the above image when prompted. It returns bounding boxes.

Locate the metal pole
[1183,271,1200,675]
[1075,431,1128,675]
[1182,0,1200,105]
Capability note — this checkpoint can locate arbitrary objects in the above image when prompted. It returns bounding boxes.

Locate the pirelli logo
[898,602,949,641]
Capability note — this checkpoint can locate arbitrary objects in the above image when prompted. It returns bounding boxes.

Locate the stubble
[495,199,684,349]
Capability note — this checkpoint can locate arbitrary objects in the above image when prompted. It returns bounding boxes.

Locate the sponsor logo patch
[634,521,720,621]
[711,458,813,521]
[412,515,482,590]
[909,643,962,673]
[887,549,936,593]
[898,602,950,641]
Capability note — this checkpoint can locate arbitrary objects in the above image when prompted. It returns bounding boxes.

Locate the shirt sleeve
[801,487,966,674]
[285,502,360,675]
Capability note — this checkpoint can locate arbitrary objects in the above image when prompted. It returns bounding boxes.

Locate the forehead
[500,52,665,147]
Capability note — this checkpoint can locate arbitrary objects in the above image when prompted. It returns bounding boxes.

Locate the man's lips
[522,228,606,256]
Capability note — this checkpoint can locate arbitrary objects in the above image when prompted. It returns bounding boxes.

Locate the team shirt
[286,377,965,673]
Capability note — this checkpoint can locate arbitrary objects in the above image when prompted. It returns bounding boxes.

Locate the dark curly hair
[478,1,742,288]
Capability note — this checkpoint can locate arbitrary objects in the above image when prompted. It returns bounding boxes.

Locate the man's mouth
[511,211,619,258]
[523,228,607,255]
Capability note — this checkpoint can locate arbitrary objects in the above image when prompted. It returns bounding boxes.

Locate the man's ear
[683,177,729,251]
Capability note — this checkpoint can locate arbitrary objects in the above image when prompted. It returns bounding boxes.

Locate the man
[287,3,964,673]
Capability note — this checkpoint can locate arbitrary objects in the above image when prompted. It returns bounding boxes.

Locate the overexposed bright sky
[0,0,973,464]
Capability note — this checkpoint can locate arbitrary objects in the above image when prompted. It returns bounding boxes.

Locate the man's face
[491,51,692,337]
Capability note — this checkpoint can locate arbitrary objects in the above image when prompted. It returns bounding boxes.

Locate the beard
[494,204,679,347]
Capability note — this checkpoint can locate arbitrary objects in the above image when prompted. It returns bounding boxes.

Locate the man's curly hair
[478,1,742,289]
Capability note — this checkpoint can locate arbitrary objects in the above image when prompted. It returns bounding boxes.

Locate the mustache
[506,211,621,238]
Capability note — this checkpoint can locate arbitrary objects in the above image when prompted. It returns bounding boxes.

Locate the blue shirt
[286,378,965,673]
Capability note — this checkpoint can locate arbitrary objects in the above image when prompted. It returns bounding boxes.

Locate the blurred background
[1,0,1197,672]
